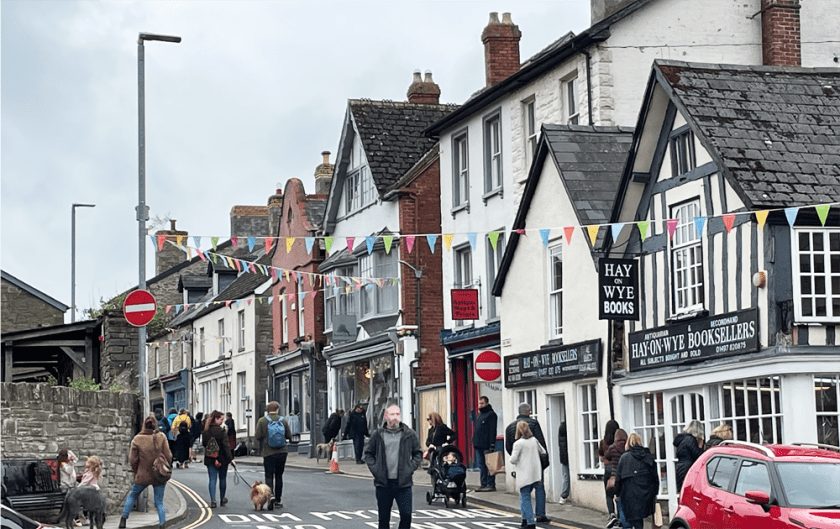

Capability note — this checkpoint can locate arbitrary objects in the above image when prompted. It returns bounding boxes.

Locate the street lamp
[138,32,181,418]
[71,203,95,322]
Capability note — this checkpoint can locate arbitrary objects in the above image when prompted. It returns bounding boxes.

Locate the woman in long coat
[425,412,457,450]
[674,420,705,492]
[202,410,235,508]
[508,421,547,529]
[614,433,658,529]
[343,405,369,464]
[119,414,172,529]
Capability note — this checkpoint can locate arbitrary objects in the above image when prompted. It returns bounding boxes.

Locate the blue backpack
[267,418,286,448]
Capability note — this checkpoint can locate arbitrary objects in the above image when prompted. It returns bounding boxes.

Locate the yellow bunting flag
[755,210,769,230]
[176,235,183,246]
[587,225,599,246]
[443,234,454,251]
[286,237,295,253]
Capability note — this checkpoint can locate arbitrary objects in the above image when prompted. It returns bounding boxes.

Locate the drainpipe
[607,320,615,420]
[301,343,316,458]
[572,41,594,126]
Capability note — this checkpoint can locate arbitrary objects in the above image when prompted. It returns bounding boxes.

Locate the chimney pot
[413,69,422,83]
[488,12,500,25]
[170,219,176,230]
[321,151,331,164]
[424,70,434,83]
[315,149,334,195]
[502,12,513,24]
[407,69,441,105]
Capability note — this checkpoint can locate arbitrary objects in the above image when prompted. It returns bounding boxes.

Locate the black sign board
[504,339,601,388]
[599,258,639,321]
[628,308,760,371]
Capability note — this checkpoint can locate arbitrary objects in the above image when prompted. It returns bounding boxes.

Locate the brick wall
[1,278,65,332]
[0,382,141,516]
[481,13,521,87]
[761,0,801,66]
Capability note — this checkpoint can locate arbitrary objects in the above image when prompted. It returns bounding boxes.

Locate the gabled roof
[493,125,633,295]
[323,100,456,233]
[425,0,655,137]
[178,275,212,292]
[1,270,69,311]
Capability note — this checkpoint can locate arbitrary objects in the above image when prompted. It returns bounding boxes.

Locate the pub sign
[451,289,479,320]
[599,258,639,321]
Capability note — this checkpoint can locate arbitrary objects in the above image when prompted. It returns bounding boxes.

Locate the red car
[669,441,840,529]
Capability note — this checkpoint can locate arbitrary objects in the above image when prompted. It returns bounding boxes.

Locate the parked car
[669,441,840,529]
[1,504,60,529]
[0,459,64,521]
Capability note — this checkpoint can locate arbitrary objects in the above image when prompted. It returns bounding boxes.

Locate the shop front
[193,358,231,419]
[161,370,188,413]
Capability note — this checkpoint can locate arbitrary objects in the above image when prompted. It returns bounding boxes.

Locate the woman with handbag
[614,433,658,529]
[425,412,457,451]
[119,415,172,529]
[508,421,547,529]
[601,422,624,528]
[202,410,236,508]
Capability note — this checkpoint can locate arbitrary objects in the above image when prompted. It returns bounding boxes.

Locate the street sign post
[124,289,157,327]
[475,350,502,382]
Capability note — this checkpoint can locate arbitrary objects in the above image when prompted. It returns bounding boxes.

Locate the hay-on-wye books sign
[504,339,601,388]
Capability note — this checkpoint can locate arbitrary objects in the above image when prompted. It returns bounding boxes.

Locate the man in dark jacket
[322,409,344,443]
[505,402,550,524]
[344,405,369,464]
[364,404,422,529]
[472,396,498,492]
[558,421,570,503]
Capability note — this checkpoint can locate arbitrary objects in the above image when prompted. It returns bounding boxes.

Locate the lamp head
[139,33,182,43]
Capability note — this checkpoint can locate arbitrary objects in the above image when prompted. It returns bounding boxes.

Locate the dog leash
[231,464,253,489]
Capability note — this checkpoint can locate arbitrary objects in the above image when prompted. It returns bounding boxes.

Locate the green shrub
[69,377,101,392]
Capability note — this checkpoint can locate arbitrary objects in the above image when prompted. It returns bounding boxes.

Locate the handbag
[538,443,550,470]
[486,450,505,476]
[151,435,172,483]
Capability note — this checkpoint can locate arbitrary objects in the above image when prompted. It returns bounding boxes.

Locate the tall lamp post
[71,203,95,323]
[138,32,180,418]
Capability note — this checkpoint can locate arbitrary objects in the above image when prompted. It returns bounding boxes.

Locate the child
[57,449,78,491]
[442,451,466,488]
[79,456,102,489]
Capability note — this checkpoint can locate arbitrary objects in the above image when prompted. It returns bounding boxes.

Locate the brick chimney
[761,0,801,66]
[407,70,441,104]
[154,219,188,275]
[267,184,284,238]
[482,12,521,87]
[314,151,334,195]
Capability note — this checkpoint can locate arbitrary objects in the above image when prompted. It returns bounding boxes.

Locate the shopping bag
[486,450,505,476]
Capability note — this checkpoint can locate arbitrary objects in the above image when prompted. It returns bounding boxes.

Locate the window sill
[546,337,563,347]
[667,309,708,323]
[482,188,503,203]
[453,322,475,330]
[577,471,604,480]
[450,202,470,218]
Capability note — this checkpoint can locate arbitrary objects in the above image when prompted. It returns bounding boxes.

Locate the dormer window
[345,137,374,214]
[670,126,696,176]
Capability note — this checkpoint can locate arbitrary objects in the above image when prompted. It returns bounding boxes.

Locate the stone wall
[0,382,141,516]
[1,278,66,333]
[100,310,141,393]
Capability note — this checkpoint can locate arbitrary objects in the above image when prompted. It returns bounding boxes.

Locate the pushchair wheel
[426,491,432,505]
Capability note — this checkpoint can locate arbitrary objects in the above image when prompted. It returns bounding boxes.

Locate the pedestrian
[425,412,457,451]
[344,404,369,464]
[600,419,620,528]
[605,428,628,528]
[119,414,171,529]
[166,407,178,459]
[505,403,549,523]
[171,408,192,469]
[322,408,344,443]
[674,420,705,492]
[155,409,170,441]
[79,455,102,489]
[509,421,548,529]
[192,412,204,462]
[472,395,498,492]
[225,412,236,450]
[363,404,422,529]
[557,421,570,504]
[202,410,236,508]
[255,401,292,509]
[614,433,658,529]
[705,423,732,449]
[56,449,78,492]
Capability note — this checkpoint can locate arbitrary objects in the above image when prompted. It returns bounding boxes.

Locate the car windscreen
[776,462,840,508]
[1,507,41,529]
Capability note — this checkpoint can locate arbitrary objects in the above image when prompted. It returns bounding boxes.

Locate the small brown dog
[250,481,272,511]
[315,438,335,462]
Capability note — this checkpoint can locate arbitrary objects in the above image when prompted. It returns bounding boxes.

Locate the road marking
[170,480,212,529]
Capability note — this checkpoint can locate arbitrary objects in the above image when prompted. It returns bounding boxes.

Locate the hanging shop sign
[628,307,759,371]
[451,289,479,320]
[599,258,639,321]
[504,339,601,388]
[332,314,358,344]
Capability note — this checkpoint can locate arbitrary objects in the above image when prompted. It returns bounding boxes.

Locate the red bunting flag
[265,237,274,253]
[723,214,736,233]
[405,236,415,254]
[157,235,166,251]
[564,227,575,244]
[667,219,679,239]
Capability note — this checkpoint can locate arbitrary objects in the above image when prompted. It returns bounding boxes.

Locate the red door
[451,356,475,465]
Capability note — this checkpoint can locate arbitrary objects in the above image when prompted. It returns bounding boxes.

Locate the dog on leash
[315,438,335,462]
[249,481,272,511]
[57,486,106,529]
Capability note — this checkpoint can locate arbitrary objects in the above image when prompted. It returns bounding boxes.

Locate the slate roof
[493,125,634,295]
[1,270,69,311]
[656,61,840,208]
[179,275,212,291]
[349,100,456,195]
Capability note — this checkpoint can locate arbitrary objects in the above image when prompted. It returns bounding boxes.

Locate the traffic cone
[327,442,343,474]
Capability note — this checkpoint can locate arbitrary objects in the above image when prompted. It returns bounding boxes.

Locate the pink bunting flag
[667,219,679,239]
[723,214,736,233]
[157,235,166,251]
[564,227,575,244]
[249,262,256,273]
[346,237,355,252]
[232,237,239,248]
[514,229,526,236]
[225,301,232,308]
[405,236,415,254]
[247,299,252,306]
[165,305,171,313]
[310,290,317,298]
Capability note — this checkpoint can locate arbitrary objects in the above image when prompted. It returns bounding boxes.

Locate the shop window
[670,200,704,315]
[709,377,783,444]
[277,377,290,419]
[793,230,840,321]
[220,381,231,413]
[337,355,395,435]
[579,383,600,472]
[548,244,563,340]
[631,392,668,495]
[816,375,839,446]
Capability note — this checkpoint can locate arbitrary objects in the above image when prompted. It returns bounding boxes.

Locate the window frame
[483,110,503,195]
[486,230,505,320]
[670,126,697,177]
[199,327,205,364]
[815,375,840,446]
[563,74,579,125]
[452,131,470,209]
[297,276,306,337]
[237,371,247,430]
[217,318,225,358]
[523,97,537,167]
[548,243,563,341]
[578,383,601,472]
[670,199,705,315]
[792,229,840,322]
[374,251,398,315]
[237,310,245,351]
[281,292,288,345]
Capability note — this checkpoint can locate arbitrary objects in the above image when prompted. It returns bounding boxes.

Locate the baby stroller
[425,445,468,508]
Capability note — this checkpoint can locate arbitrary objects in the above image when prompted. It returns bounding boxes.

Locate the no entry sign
[124,289,157,327]
[475,350,501,382]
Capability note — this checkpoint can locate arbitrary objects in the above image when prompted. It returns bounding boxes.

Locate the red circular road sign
[124,289,157,327]
[475,350,501,382]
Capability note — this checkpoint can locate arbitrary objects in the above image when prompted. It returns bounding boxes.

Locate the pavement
[104,452,613,529]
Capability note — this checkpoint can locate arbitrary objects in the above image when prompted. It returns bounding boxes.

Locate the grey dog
[57,486,106,529]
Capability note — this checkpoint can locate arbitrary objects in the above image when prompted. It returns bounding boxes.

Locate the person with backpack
[171,409,192,469]
[255,401,291,509]
[202,410,235,508]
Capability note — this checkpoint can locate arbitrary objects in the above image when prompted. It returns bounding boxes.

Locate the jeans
[560,463,570,499]
[474,448,495,488]
[121,483,166,525]
[263,452,288,501]
[351,435,365,462]
[375,479,412,529]
[519,479,546,525]
[206,463,229,502]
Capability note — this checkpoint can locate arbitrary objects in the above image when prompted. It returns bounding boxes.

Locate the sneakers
[558,497,567,504]
[267,497,275,511]
[210,500,217,509]
[536,516,550,523]
[118,517,127,529]
[606,515,620,528]
[220,497,228,506]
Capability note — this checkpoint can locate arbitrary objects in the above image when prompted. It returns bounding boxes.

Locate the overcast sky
[1,1,590,321]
